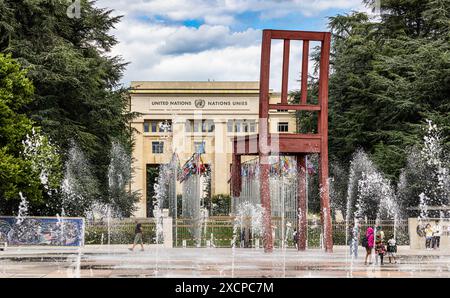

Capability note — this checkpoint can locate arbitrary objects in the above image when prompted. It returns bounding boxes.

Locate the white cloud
[110,19,314,91]
[98,0,364,25]
[159,25,260,55]
[95,0,364,89]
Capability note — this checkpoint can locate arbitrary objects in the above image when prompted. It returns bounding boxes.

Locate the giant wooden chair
[231,29,333,252]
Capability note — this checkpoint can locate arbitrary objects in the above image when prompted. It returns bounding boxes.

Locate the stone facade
[129,81,296,217]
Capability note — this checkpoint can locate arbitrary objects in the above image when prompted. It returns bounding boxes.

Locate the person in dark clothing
[240,228,245,248]
[129,222,144,251]
[293,229,299,248]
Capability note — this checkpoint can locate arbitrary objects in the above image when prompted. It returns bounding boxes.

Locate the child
[375,226,386,265]
[387,238,397,264]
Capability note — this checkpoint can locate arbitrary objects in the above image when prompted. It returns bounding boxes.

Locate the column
[213,119,228,195]
[131,119,146,218]
[172,117,186,196]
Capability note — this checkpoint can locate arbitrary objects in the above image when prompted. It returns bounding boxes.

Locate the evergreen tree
[0,1,138,215]
[326,0,450,181]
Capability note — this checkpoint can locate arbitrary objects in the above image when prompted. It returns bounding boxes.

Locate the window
[242,122,249,133]
[278,122,289,132]
[144,122,150,133]
[158,120,172,132]
[151,121,158,132]
[185,120,192,132]
[144,120,172,133]
[249,120,256,132]
[202,120,215,132]
[227,120,233,132]
[152,141,164,154]
[227,120,256,133]
[186,120,214,133]
[194,141,206,153]
[234,120,241,133]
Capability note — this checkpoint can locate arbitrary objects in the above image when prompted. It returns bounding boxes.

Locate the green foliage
[322,0,450,183]
[0,1,139,216]
[329,160,349,219]
[0,53,42,214]
[397,123,450,218]
[210,194,232,216]
[107,140,140,217]
[22,127,62,193]
[85,222,156,245]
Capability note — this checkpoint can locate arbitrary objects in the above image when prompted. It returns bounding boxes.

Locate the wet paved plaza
[1,245,450,278]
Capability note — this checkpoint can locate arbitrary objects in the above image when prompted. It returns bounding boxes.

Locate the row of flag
[170,153,316,183]
[176,153,208,183]
[240,156,316,178]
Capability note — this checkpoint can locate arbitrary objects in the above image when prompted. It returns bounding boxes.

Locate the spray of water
[16,192,29,226]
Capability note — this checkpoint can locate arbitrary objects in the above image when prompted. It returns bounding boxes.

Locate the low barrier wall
[0,216,84,246]
[408,218,450,249]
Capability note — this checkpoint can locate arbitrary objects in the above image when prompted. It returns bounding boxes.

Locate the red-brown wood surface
[269,30,326,41]
[231,29,333,253]
[301,40,309,104]
[281,39,290,104]
[231,152,241,197]
[318,32,332,252]
[259,30,273,252]
[268,104,320,111]
[232,134,321,155]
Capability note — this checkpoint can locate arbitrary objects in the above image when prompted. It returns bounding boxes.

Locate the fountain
[233,156,299,249]
[343,149,401,266]
[396,120,450,249]
[61,142,98,217]
[22,128,61,196]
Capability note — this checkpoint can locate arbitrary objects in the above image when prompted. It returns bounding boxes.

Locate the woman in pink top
[364,226,375,265]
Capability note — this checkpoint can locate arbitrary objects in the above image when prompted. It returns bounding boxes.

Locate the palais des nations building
[129,81,296,217]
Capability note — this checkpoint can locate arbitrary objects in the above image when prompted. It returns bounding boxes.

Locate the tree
[210,194,231,216]
[325,0,450,181]
[0,53,41,214]
[0,0,138,215]
[397,121,450,218]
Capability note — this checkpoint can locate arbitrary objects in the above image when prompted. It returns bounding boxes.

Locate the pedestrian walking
[293,229,298,249]
[129,221,144,251]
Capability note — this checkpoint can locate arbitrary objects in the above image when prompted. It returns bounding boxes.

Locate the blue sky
[96,0,369,90]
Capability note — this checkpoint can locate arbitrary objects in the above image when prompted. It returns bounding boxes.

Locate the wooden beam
[301,40,309,104]
[231,153,241,197]
[281,39,290,104]
[318,32,333,253]
[269,30,326,41]
[259,30,273,253]
[269,104,320,111]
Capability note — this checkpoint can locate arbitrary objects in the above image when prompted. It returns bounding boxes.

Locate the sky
[95,0,371,91]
